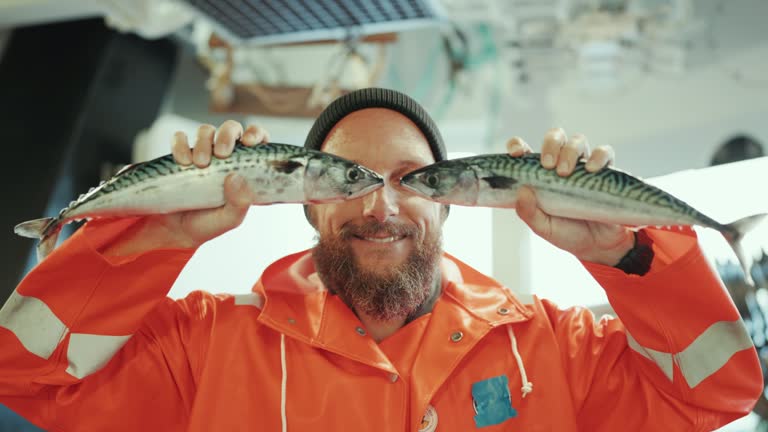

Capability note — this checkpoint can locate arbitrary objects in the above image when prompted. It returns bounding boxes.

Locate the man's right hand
[102,120,270,256]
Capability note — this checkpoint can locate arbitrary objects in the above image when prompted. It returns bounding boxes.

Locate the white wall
[542,41,768,177]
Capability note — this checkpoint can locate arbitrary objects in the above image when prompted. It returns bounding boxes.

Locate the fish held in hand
[401,153,765,282]
[15,142,383,260]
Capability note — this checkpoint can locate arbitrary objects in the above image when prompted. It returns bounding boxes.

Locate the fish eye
[425,173,440,187]
[346,167,361,182]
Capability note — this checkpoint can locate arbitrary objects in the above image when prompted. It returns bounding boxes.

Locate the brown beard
[312,220,442,321]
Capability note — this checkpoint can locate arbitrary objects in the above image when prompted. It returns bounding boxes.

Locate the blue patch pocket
[471,375,517,428]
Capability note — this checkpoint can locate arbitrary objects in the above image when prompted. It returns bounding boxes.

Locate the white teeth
[363,236,399,243]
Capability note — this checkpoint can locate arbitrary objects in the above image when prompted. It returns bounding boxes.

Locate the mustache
[339,221,420,240]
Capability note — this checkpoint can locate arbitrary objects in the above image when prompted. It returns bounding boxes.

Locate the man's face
[309,108,446,321]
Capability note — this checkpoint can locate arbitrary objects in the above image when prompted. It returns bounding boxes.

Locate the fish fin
[723,213,767,286]
[15,217,61,262]
[14,217,55,239]
[114,163,136,176]
[37,231,61,262]
[270,160,304,174]
[481,176,518,189]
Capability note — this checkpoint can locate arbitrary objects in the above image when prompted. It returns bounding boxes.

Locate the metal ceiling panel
[181,0,447,44]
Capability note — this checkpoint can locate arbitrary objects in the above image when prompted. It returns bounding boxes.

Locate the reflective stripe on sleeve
[234,293,264,309]
[674,319,755,388]
[626,330,674,381]
[627,319,754,388]
[65,333,132,379]
[0,290,68,359]
[1,290,133,379]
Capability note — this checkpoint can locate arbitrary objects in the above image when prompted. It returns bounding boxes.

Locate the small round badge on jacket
[419,405,438,432]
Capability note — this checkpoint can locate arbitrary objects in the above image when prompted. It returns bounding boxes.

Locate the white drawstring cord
[506,326,533,398]
[280,333,287,432]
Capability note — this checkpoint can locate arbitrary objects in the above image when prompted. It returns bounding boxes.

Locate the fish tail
[723,213,767,286]
[14,217,61,262]
[14,217,55,239]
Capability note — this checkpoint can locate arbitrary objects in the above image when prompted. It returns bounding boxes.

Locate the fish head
[304,154,384,203]
[400,161,479,205]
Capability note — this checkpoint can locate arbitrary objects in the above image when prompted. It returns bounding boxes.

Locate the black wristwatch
[614,230,655,276]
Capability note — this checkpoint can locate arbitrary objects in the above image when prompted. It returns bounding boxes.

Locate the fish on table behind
[15,142,384,261]
[400,152,766,284]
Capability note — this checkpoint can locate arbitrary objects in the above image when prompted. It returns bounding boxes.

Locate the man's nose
[362,184,399,222]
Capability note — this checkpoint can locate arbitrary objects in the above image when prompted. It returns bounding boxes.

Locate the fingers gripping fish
[15,142,383,261]
[401,153,765,284]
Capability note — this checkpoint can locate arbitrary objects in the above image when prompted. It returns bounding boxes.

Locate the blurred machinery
[180,0,447,117]
[711,135,768,427]
[717,254,768,424]
[177,0,713,110]
[195,31,393,117]
[3,0,764,111]
[20,0,730,113]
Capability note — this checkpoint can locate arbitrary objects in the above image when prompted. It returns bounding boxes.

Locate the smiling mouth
[354,235,407,243]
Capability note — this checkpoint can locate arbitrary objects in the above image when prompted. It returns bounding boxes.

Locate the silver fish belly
[15,142,383,260]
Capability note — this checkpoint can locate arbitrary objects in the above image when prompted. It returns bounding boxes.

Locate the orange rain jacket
[0,218,762,431]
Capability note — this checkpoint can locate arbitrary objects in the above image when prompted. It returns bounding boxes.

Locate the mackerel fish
[16,142,383,260]
[401,153,765,282]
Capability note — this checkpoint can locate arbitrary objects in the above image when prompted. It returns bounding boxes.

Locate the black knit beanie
[303,87,448,224]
